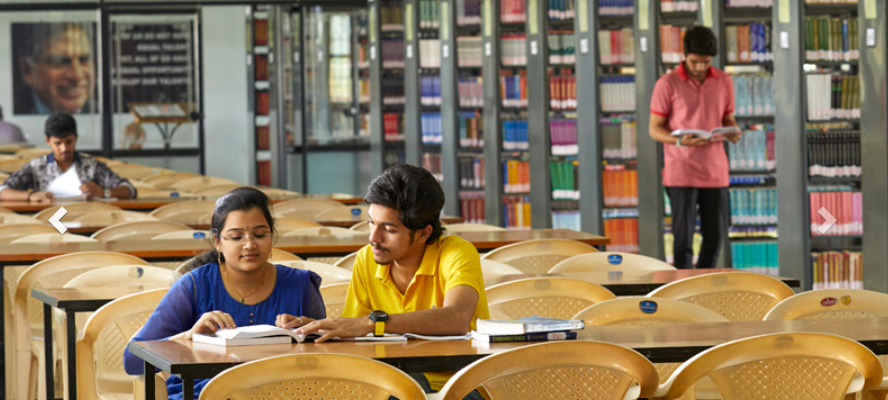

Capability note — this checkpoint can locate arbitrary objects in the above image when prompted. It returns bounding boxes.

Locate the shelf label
[578,0,588,32]
[780,31,790,49]
[701,0,713,28]
[293,52,299,64]
[485,42,492,57]
[370,45,376,60]
[866,0,876,20]
[441,1,450,40]
[580,38,588,54]
[778,0,790,23]
[530,40,538,55]
[443,44,449,58]
[528,0,539,35]
[640,37,648,53]
[484,0,493,37]
[639,0,649,31]
[405,3,414,41]
[867,28,876,47]
[407,44,413,58]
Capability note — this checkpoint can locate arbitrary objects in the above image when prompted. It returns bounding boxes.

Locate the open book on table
[671,126,740,141]
[192,324,471,346]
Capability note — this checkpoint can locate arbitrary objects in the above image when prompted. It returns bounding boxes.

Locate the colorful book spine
[598,28,635,65]
[728,126,775,171]
[502,120,528,150]
[599,0,635,16]
[457,36,483,67]
[500,0,527,23]
[503,160,530,193]
[731,242,779,276]
[599,76,636,112]
[808,189,862,236]
[807,132,861,178]
[805,74,860,121]
[604,218,639,253]
[458,77,483,107]
[459,156,485,189]
[500,74,528,108]
[503,195,532,229]
[422,153,443,182]
[549,75,577,110]
[459,191,486,224]
[547,0,576,20]
[421,113,443,145]
[804,17,858,62]
[419,0,441,29]
[659,25,686,63]
[458,111,484,148]
[550,161,580,200]
[731,74,775,117]
[729,188,778,226]
[601,116,636,160]
[456,0,482,26]
[811,251,863,290]
[420,76,442,106]
[548,31,577,65]
[602,169,638,207]
[550,118,578,156]
[383,112,405,142]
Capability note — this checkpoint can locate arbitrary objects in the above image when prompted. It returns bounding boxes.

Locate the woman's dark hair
[364,164,445,245]
[683,26,718,57]
[185,187,276,271]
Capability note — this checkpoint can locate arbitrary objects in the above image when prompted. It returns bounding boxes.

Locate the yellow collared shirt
[342,235,490,391]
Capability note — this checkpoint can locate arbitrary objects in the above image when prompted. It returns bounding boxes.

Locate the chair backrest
[282,226,365,237]
[348,219,371,232]
[90,220,192,241]
[480,259,524,277]
[274,217,322,233]
[151,230,210,240]
[197,353,427,400]
[190,184,243,196]
[0,223,60,243]
[332,252,359,271]
[109,165,160,181]
[136,188,198,199]
[438,341,659,400]
[140,172,201,189]
[481,238,599,274]
[271,248,302,262]
[319,282,349,318]
[656,333,884,400]
[11,233,99,244]
[170,176,237,191]
[75,210,159,225]
[444,223,506,233]
[549,252,676,273]
[764,289,888,321]
[64,265,180,289]
[0,171,8,182]
[15,147,51,158]
[148,200,215,224]
[255,186,301,197]
[14,252,150,356]
[272,199,345,220]
[575,297,728,326]
[0,213,43,225]
[0,206,13,213]
[76,289,168,400]
[313,205,371,223]
[646,272,796,322]
[0,154,20,164]
[485,277,616,319]
[288,261,352,284]
[34,202,123,221]
[0,158,30,173]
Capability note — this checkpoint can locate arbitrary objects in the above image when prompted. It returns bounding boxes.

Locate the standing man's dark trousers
[666,186,730,269]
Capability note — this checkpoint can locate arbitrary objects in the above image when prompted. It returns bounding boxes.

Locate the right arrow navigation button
[818,207,837,235]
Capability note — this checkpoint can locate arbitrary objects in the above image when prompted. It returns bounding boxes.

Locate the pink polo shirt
[651,63,734,188]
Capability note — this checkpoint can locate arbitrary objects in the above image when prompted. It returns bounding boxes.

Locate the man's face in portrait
[20,25,94,113]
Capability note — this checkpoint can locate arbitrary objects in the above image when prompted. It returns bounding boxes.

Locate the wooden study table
[484,269,801,295]
[32,287,149,400]
[128,317,888,400]
[0,192,365,213]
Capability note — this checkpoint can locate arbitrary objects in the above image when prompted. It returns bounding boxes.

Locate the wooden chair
[151,230,210,240]
[764,289,888,400]
[485,277,616,319]
[140,172,201,189]
[549,252,676,273]
[34,202,123,221]
[646,271,795,322]
[15,148,51,159]
[11,233,99,244]
[13,252,149,400]
[0,205,13,213]
[190,184,243,196]
[283,226,364,237]
[76,289,169,400]
[136,188,198,199]
[109,165,160,181]
[270,248,302,262]
[148,200,215,224]
[653,333,884,400]
[0,158,30,173]
[272,198,345,220]
[480,259,523,278]
[254,186,301,197]
[348,219,371,232]
[319,282,349,318]
[0,171,8,182]
[90,220,191,242]
[333,252,359,271]
[288,261,352,284]
[0,213,42,225]
[170,176,237,191]
[198,353,426,400]
[481,238,599,274]
[0,224,60,243]
[274,217,323,233]
[444,223,506,233]
[0,154,20,164]
[437,341,659,400]
[75,210,159,225]
[575,297,728,392]
[313,205,371,223]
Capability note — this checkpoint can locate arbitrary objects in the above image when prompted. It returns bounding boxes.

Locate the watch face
[370,310,388,319]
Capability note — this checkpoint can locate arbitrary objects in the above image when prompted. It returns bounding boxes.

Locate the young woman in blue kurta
[123,187,327,400]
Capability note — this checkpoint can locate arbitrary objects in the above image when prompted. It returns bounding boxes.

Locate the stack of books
[419,0,441,29]
[457,36,483,67]
[549,75,577,110]
[422,153,443,183]
[550,118,578,156]
[420,76,441,106]
[548,31,577,65]
[732,242,779,276]
[500,34,528,66]
[603,169,638,207]
[598,29,635,65]
[599,77,636,112]
[599,0,634,16]
[728,127,775,172]
[808,189,862,236]
[548,0,576,20]
[459,111,484,148]
[500,0,527,23]
[501,74,528,108]
[660,0,698,12]
[381,2,406,31]
[502,120,529,150]
[726,0,773,7]
[458,77,484,107]
[604,218,639,253]
[503,196,532,230]
[807,132,860,178]
[421,113,442,145]
[811,251,863,290]
[459,156,485,189]
[456,0,482,26]
[503,160,530,193]
[382,39,406,68]
[805,74,860,121]
[383,112,405,142]
[552,209,581,231]
[471,317,584,343]
[382,74,406,105]
[732,74,775,117]
[730,188,778,225]
[601,116,636,160]
[419,39,441,68]
[659,25,686,63]
[804,17,859,62]
[725,23,773,63]
[550,160,580,200]
[459,191,487,224]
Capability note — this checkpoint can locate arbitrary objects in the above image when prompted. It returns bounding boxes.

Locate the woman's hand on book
[190,311,236,337]
[276,314,315,329]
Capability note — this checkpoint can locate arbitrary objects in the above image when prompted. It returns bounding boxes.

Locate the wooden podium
[129,102,197,149]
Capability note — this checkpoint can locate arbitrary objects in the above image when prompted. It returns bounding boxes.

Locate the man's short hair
[45,113,77,139]
[364,164,445,245]
[683,26,718,57]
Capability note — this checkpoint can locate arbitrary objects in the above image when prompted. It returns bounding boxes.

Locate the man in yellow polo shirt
[295,164,488,398]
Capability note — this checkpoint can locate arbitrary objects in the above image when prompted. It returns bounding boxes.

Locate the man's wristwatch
[369,310,388,337]
[676,136,683,147]
[103,188,111,198]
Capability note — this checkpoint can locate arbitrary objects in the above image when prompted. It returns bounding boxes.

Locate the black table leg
[43,304,54,400]
[66,311,76,400]
[144,361,155,400]
[183,377,193,400]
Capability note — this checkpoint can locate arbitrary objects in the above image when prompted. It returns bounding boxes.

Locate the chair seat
[97,370,136,395]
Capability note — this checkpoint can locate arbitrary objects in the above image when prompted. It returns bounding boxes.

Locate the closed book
[471,330,578,342]
[475,316,585,335]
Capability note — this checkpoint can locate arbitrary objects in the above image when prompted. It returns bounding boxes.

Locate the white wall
[201,5,251,184]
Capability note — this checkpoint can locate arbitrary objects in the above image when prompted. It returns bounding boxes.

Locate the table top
[127,317,888,376]
[31,287,148,311]
[484,269,801,295]
[0,193,365,213]
[0,229,609,264]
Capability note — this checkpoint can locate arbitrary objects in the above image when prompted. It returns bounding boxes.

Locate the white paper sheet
[46,167,83,198]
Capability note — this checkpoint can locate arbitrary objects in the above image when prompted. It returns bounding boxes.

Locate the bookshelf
[405,0,444,182]
[368,0,407,177]
[250,6,276,187]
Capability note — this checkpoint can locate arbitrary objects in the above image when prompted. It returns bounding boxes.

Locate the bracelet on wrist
[676,137,683,147]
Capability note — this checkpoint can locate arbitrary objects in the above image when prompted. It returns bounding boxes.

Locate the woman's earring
[217,248,222,265]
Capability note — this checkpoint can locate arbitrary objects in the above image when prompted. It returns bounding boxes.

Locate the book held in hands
[192,325,471,347]
[671,126,741,141]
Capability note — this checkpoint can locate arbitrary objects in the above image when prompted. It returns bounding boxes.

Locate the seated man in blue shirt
[0,113,136,202]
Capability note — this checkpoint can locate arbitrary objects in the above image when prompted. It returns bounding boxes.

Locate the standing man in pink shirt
[649,26,740,269]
